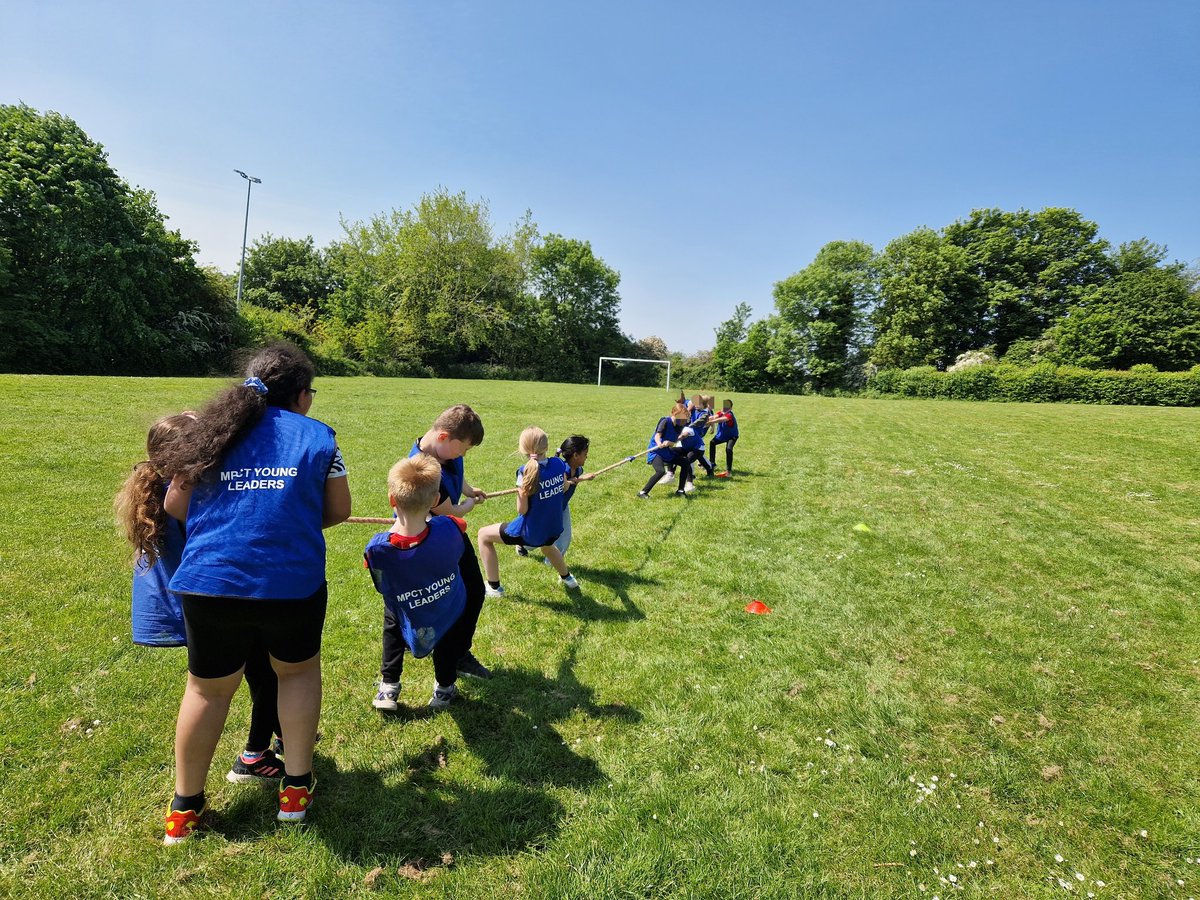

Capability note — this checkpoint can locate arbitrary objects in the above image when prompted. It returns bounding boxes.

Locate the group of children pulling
[114,342,740,844]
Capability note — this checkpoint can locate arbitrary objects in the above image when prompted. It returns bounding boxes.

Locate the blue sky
[3,0,1197,353]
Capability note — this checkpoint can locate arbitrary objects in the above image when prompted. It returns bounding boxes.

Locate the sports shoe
[278,778,315,822]
[515,545,529,557]
[683,481,696,494]
[485,584,506,598]
[457,651,493,680]
[561,574,580,589]
[716,471,731,479]
[372,681,400,711]
[656,473,673,486]
[428,682,459,709]
[674,489,686,497]
[226,748,284,783]
[271,735,285,758]
[163,800,205,845]
[636,491,649,500]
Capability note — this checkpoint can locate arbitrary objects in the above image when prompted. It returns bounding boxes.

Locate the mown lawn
[1,375,1197,899]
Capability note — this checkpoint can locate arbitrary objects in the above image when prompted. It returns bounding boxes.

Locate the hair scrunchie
[243,376,268,395]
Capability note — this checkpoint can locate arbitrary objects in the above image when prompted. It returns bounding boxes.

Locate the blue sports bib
[365,518,467,658]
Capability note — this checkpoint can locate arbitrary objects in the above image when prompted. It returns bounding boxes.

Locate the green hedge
[868,363,1200,406]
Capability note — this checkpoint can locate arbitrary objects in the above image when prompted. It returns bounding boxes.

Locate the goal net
[597,356,672,390]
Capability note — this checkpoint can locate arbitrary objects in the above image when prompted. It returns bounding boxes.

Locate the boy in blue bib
[365,453,475,709]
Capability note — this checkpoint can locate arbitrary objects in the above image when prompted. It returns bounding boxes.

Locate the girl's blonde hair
[114,414,195,566]
[670,402,689,420]
[388,453,442,513]
[518,426,549,497]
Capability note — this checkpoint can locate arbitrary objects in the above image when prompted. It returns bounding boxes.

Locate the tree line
[689,209,1199,394]
[4,103,1196,391]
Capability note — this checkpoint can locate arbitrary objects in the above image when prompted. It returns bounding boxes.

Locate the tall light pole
[234,169,261,308]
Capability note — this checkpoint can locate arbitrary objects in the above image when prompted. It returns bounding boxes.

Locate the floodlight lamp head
[249,176,262,184]
[234,169,247,179]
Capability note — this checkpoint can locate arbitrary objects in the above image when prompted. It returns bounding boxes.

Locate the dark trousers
[381,535,486,685]
[709,436,737,473]
[243,647,280,751]
[641,455,691,494]
[687,447,714,477]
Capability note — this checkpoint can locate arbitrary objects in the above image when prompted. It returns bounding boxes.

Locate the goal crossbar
[597,356,671,391]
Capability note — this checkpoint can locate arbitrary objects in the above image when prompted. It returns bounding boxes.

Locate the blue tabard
[504,456,570,547]
[364,517,467,657]
[131,494,187,646]
[170,408,337,600]
[647,417,680,464]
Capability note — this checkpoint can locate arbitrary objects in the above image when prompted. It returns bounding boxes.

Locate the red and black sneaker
[163,801,205,845]
[278,778,316,822]
[226,748,284,784]
[715,471,731,479]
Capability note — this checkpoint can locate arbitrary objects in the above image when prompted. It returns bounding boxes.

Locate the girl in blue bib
[477,427,580,595]
[116,413,285,789]
[637,403,692,498]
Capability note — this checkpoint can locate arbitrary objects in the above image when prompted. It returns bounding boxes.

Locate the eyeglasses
[306,387,318,395]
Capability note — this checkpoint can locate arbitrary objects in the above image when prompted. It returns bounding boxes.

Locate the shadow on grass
[523,564,650,623]
[211,656,640,864]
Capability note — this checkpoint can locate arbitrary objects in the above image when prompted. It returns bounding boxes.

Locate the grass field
[1,375,1198,899]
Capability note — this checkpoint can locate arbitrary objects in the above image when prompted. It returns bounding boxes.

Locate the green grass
[1,375,1198,899]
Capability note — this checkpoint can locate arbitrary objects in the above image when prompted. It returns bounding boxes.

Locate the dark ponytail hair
[158,342,315,485]
[557,435,590,461]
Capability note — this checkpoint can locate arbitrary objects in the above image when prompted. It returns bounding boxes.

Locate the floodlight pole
[234,169,262,308]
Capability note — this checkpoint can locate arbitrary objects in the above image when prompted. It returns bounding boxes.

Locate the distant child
[115,414,285,787]
[477,427,579,595]
[708,399,739,477]
[376,404,489,709]
[518,435,594,562]
[638,403,692,498]
[682,395,716,487]
[364,454,476,710]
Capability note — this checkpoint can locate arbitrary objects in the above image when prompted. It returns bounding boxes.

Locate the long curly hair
[156,342,315,486]
[114,413,196,566]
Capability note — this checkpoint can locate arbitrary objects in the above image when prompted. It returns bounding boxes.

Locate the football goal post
[597,356,672,391]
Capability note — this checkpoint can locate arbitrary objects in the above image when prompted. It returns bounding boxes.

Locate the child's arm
[164,480,192,521]
[462,480,487,501]
[432,495,479,517]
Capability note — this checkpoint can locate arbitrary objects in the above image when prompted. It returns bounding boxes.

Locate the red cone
[744,600,772,615]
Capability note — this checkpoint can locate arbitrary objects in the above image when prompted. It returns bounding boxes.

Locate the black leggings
[709,436,738,473]
[640,455,691,494]
[243,649,280,752]
[687,448,714,477]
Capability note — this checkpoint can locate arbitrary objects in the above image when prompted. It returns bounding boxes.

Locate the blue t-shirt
[647,417,681,464]
[408,439,465,507]
[715,410,739,441]
[131,488,187,646]
[504,456,570,547]
[170,408,337,600]
[364,517,467,658]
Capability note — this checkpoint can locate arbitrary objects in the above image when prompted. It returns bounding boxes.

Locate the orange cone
[744,600,772,615]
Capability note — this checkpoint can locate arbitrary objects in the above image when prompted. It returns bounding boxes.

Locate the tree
[942,207,1113,355]
[325,189,528,371]
[524,234,625,381]
[770,241,877,391]
[0,103,234,374]
[872,228,986,369]
[1049,264,1200,370]
[242,234,330,316]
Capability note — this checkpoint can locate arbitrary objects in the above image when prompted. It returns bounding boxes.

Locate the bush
[867,363,1200,406]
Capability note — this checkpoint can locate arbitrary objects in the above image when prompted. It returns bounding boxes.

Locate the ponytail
[557,435,590,463]
[115,413,196,566]
[156,342,314,485]
[517,426,549,498]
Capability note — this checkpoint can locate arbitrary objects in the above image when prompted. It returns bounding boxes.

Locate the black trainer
[457,651,493,680]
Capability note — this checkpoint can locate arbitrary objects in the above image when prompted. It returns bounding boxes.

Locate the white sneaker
[485,584,505,598]
[372,681,400,711]
[656,473,674,486]
[561,574,579,589]
[428,682,458,709]
[683,481,696,494]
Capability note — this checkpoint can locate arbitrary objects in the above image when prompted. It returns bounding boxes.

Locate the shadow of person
[525,566,648,623]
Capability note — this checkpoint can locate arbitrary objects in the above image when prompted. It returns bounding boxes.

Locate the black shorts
[499,523,561,548]
[181,583,328,679]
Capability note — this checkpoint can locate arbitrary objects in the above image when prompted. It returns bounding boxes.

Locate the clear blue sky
[3,0,1197,353]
